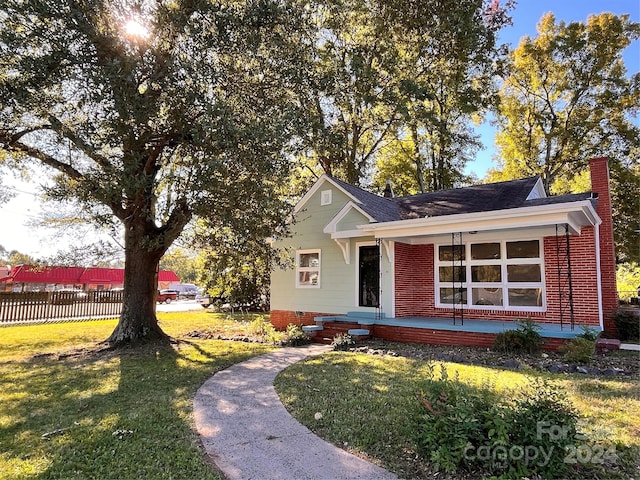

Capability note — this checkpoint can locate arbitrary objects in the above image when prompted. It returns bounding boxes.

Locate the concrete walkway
[194,345,399,480]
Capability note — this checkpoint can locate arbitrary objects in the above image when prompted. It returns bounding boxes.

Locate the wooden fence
[0,291,123,325]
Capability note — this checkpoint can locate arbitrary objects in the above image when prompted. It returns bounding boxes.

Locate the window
[435,239,544,311]
[320,190,332,206]
[358,245,379,307]
[296,249,320,288]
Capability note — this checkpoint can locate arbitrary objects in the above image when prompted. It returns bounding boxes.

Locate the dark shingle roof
[329,176,594,223]
[328,176,403,222]
[394,177,541,219]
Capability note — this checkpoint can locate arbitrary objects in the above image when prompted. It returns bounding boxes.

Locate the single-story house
[270,157,618,350]
[0,265,180,292]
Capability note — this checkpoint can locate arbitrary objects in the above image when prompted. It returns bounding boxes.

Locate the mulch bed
[352,340,639,377]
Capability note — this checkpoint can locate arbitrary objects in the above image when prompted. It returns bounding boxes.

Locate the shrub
[559,337,595,363]
[417,364,503,473]
[493,330,525,353]
[614,310,640,343]
[505,379,580,479]
[577,325,599,342]
[417,369,580,479]
[247,317,285,343]
[280,324,311,347]
[331,333,355,351]
[493,318,543,354]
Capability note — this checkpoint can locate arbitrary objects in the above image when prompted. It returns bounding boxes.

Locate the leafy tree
[386,0,511,192]
[196,230,278,311]
[616,262,640,302]
[159,248,198,284]
[0,249,37,267]
[0,0,309,346]
[494,12,640,192]
[492,12,640,261]
[301,0,512,188]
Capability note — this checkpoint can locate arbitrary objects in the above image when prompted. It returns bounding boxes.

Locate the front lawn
[0,312,272,480]
[275,350,640,479]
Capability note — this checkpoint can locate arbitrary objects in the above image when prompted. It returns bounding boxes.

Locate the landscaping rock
[575,366,589,374]
[548,364,566,374]
[450,354,467,364]
[501,359,522,370]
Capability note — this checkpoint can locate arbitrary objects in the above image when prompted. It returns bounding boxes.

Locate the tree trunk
[106,225,169,347]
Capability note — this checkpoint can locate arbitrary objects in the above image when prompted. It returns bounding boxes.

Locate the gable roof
[298,173,598,238]
[327,176,403,222]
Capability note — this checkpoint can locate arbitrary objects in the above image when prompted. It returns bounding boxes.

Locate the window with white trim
[296,249,321,288]
[320,190,332,206]
[435,239,544,311]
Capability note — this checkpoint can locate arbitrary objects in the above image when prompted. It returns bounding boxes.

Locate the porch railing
[0,291,123,325]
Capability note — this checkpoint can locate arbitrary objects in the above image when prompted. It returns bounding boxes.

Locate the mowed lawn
[0,312,272,480]
[275,352,640,479]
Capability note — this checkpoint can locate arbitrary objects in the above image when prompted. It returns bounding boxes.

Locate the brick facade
[270,158,618,347]
[371,324,568,351]
[589,157,618,335]
[394,243,434,317]
[270,309,337,330]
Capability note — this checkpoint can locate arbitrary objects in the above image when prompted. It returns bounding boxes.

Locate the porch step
[348,328,371,340]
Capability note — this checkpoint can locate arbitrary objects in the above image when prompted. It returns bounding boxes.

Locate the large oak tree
[0,0,309,345]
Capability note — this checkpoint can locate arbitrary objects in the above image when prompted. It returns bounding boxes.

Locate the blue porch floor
[315,312,598,339]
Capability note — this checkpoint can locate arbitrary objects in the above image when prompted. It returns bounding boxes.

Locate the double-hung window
[296,249,321,288]
[436,239,544,311]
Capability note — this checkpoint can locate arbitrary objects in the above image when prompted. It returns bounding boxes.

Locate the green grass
[274,351,640,479]
[0,311,272,480]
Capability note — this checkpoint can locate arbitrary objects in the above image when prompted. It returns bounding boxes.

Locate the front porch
[304,312,597,351]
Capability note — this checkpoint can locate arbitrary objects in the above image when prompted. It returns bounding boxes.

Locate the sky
[0,0,638,259]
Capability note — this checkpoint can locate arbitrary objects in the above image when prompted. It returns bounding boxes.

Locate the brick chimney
[589,157,618,336]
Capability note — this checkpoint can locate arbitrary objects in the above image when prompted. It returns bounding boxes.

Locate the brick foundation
[270,310,337,330]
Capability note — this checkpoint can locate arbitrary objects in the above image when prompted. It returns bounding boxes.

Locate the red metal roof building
[0,265,180,292]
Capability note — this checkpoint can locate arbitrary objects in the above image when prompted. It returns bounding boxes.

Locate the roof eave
[293,175,363,215]
[358,200,601,238]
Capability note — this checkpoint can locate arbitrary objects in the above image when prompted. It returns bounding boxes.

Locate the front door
[359,245,379,307]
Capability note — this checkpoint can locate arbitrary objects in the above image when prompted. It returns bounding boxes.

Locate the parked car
[157,290,178,304]
[50,289,88,305]
[95,288,124,303]
[196,293,212,308]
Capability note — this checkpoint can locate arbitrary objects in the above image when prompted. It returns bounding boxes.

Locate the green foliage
[247,317,283,343]
[276,349,639,479]
[159,248,198,284]
[0,0,310,344]
[493,12,640,261]
[577,325,600,342]
[196,232,277,312]
[331,333,355,351]
[496,12,640,192]
[299,0,512,187]
[493,318,544,354]
[559,337,596,364]
[617,263,640,301]
[615,310,640,343]
[418,369,580,478]
[280,324,311,347]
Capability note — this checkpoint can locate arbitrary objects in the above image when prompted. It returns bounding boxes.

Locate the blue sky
[1,0,639,257]
[468,0,640,178]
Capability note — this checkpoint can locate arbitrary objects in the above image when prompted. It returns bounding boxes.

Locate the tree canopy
[299,0,513,188]
[492,12,640,262]
[0,0,310,345]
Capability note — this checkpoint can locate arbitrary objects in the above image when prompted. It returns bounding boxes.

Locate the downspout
[595,223,604,330]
